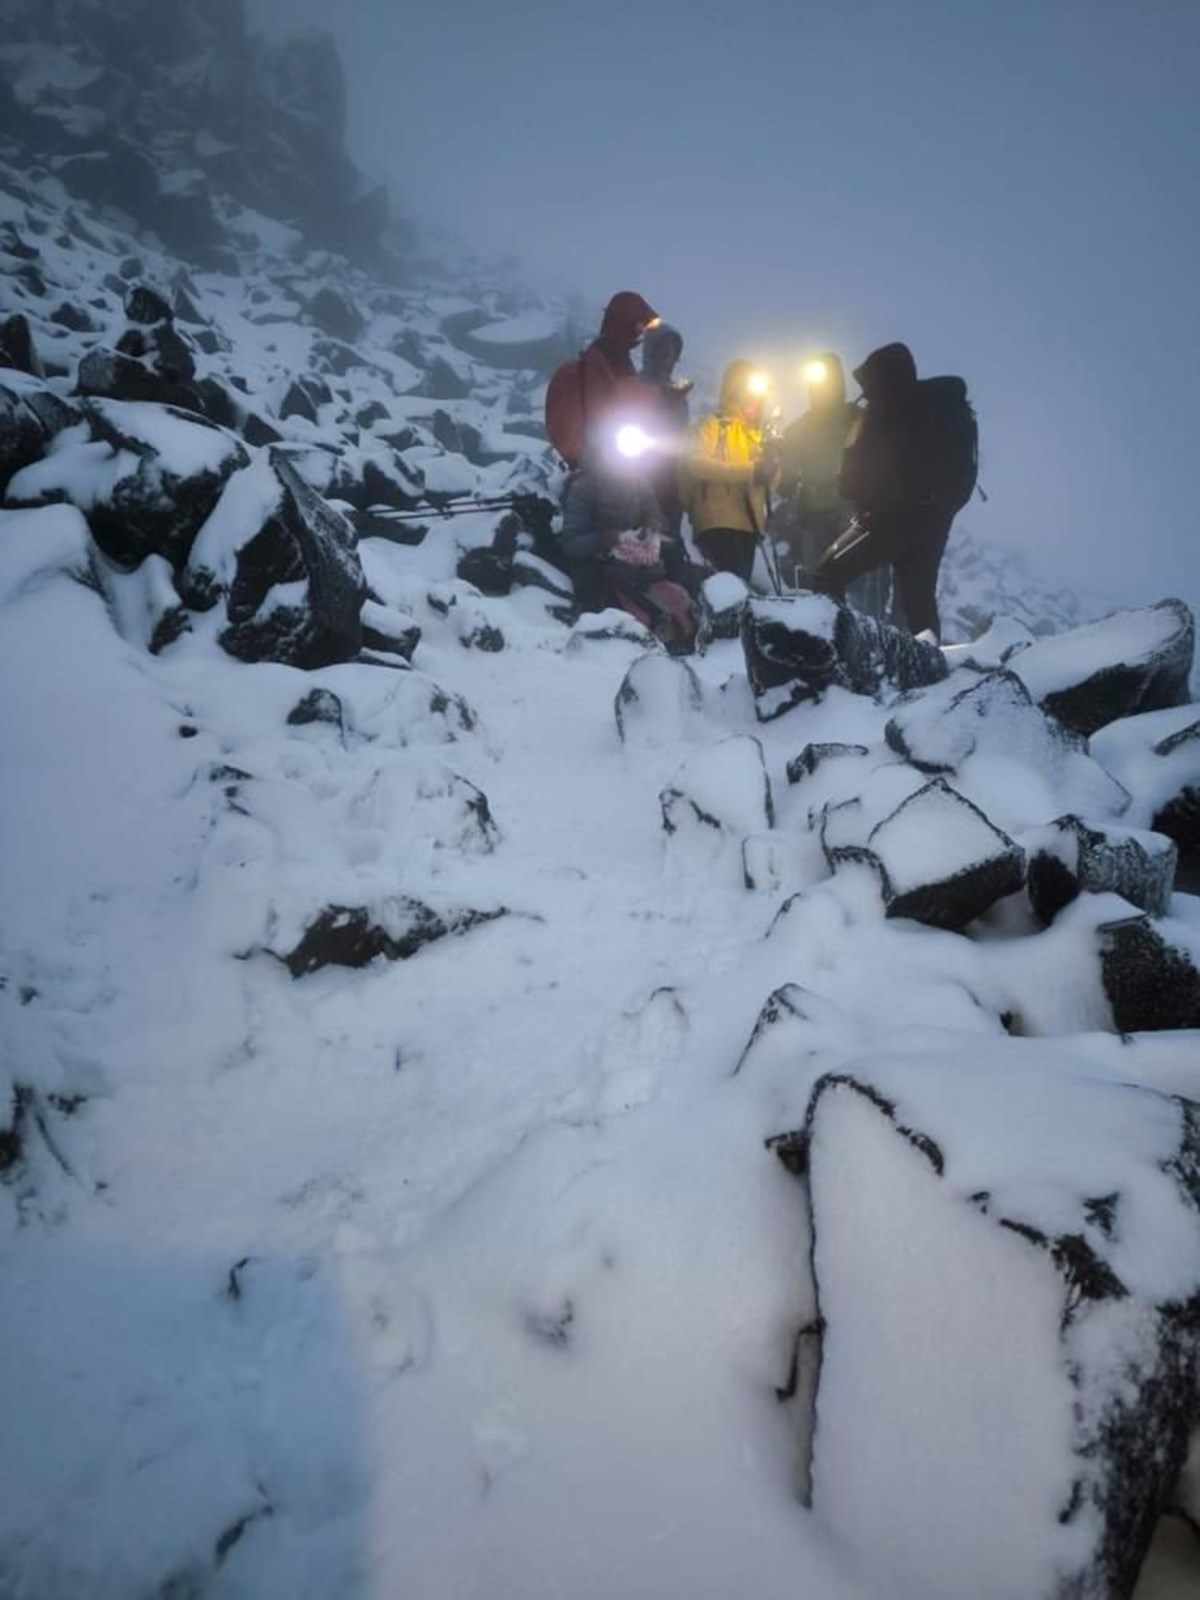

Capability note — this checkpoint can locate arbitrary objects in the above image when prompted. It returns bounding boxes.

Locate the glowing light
[747,371,770,397]
[643,316,663,331]
[615,424,654,459]
[804,360,829,385]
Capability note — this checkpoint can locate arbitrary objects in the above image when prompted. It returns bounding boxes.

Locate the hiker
[811,342,977,641]
[681,359,777,584]
[777,353,888,619]
[558,453,664,614]
[637,322,692,541]
[545,290,661,471]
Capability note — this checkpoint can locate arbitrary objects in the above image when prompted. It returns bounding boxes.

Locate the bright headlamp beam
[804,360,829,385]
[747,371,770,397]
[615,424,654,459]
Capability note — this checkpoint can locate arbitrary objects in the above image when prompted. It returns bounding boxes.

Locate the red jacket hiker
[545,291,659,468]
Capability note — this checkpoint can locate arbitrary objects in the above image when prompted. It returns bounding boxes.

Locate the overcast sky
[251,0,1200,613]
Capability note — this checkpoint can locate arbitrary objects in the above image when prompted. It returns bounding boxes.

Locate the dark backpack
[915,376,978,511]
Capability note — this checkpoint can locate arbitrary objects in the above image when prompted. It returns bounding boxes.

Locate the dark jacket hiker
[816,342,977,640]
[637,322,692,540]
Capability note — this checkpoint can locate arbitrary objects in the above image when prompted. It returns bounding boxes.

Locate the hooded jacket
[681,359,769,538]
[838,341,925,514]
[779,351,857,519]
[574,290,658,455]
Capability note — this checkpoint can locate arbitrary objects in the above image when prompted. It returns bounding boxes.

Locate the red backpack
[544,355,589,468]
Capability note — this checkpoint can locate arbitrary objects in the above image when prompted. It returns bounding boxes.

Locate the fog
[251,0,1200,613]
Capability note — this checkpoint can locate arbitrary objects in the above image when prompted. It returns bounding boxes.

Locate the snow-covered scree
[3,9,1200,1598]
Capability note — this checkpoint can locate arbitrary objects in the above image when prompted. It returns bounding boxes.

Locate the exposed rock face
[182,450,367,669]
[278,898,507,977]
[741,593,947,721]
[1025,815,1178,924]
[1098,913,1200,1033]
[1009,600,1195,737]
[772,1060,1200,1600]
[0,0,392,263]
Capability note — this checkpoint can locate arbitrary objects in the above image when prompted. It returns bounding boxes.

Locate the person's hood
[640,322,683,382]
[852,342,917,401]
[806,350,846,409]
[718,358,759,414]
[599,291,658,351]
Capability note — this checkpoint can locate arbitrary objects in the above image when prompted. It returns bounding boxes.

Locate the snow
[867,778,1015,895]
[1011,602,1185,699]
[468,312,560,345]
[0,89,1197,1600]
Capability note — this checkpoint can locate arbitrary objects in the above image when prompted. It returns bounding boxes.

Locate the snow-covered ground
[2,9,1199,1594]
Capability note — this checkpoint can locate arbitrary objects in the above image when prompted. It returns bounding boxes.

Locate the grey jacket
[560,464,661,560]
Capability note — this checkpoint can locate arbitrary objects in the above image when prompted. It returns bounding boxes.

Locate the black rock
[115,319,197,383]
[786,742,870,786]
[76,347,199,412]
[1026,816,1178,925]
[124,282,174,326]
[279,898,506,977]
[1011,601,1195,737]
[456,545,512,596]
[420,356,471,401]
[77,399,248,570]
[184,451,367,670]
[0,313,43,377]
[0,377,51,492]
[48,301,98,334]
[286,688,345,731]
[305,286,365,344]
[865,777,1026,929]
[360,601,420,661]
[278,379,322,425]
[1098,913,1200,1032]
[741,593,947,721]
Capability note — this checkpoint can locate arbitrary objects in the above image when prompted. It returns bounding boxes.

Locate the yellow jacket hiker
[681,358,773,582]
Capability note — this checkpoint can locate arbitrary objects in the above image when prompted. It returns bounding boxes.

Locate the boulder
[0,374,53,492]
[785,742,870,787]
[0,312,43,377]
[741,593,947,721]
[864,777,1025,929]
[774,1059,1200,1600]
[277,897,506,977]
[697,571,749,645]
[1009,600,1195,737]
[1091,707,1200,859]
[615,652,704,747]
[286,688,345,733]
[305,286,365,344]
[76,347,199,411]
[181,450,367,670]
[1098,912,1200,1033]
[660,735,774,884]
[360,600,420,662]
[8,398,247,571]
[1025,816,1178,925]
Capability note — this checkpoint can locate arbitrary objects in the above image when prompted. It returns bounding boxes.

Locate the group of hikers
[544,290,979,650]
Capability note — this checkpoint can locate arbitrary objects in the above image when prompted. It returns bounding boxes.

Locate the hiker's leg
[891,513,952,639]
[697,528,755,583]
[810,518,894,600]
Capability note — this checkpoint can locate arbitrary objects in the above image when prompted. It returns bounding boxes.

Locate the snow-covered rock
[1091,706,1200,860]
[1009,600,1195,736]
[614,651,704,747]
[774,1054,1200,1600]
[1098,911,1200,1033]
[1025,815,1178,924]
[863,776,1026,928]
[741,592,947,720]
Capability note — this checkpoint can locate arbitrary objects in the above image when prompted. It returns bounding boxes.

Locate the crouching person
[559,449,663,614]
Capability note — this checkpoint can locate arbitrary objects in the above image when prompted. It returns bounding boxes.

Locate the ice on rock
[614,651,704,747]
[1009,600,1195,736]
[1024,815,1178,924]
[775,1053,1200,1600]
[865,776,1025,928]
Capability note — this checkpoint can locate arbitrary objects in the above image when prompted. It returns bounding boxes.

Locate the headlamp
[747,371,770,398]
[804,360,829,386]
[615,423,654,459]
